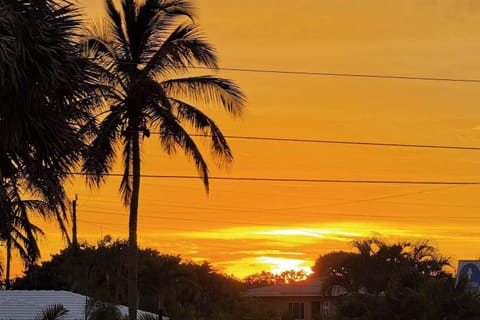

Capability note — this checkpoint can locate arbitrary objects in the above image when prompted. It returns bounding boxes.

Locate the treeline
[14,237,480,319]
[244,269,308,287]
[13,238,272,320]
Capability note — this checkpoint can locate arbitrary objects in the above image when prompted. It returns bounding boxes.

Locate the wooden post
[72,194,78,254]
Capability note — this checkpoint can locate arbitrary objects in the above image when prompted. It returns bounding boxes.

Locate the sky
[10,0,480,278]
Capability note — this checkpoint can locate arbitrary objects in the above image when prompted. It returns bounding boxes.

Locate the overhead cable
[70,172,480,185]
[180,134,480,151]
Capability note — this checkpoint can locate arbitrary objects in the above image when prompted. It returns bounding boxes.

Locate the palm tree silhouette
[0,0,100,283]
[83,1,245,318]
[0,171,71,289]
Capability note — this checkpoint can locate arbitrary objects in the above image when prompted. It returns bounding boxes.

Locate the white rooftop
[0,290,156,320]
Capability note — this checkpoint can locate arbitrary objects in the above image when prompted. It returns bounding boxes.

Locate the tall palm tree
[0,0,100,277]
[83,1,245,318]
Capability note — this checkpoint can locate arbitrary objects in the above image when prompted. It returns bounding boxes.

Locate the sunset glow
[9,0,480,280]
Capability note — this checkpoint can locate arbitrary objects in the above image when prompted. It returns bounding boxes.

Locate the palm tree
[0,0,100,277]
[35,304,69,320]
[0,171,64,289]
[83,1,245,318]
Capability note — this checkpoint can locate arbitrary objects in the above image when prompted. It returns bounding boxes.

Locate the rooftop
[0,290,156,320]
[246,277,346,297]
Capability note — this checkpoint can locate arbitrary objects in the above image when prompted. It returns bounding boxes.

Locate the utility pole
[72,194,78,254]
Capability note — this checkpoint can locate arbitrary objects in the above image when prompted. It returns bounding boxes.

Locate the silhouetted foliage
[0,0,98,195]
[87,299,124,320]
[314,239,450,295]
[244,269,308,288]
[312,239,480,319]
[0,176,50,289]
[334,277,480,319]
[0,0,100,288]
[14,239,264,320]
[35,304,69,320]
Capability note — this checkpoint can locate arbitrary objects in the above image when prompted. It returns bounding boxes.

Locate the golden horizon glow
[7,0,480,280]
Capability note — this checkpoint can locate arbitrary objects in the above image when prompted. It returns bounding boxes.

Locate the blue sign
[458,262,480,290]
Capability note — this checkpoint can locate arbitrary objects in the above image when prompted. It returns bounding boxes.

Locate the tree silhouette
[314,240,476,319]
[244,270,308,288]
[82,1,245,318]
[0,175,47,289]
[0,0,99,284]
[0,0,98,187]
[314,239,450,295]
[14,239,246,319]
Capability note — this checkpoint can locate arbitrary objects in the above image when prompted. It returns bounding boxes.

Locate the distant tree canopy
[244,269,308,288]
[313,238,450,295]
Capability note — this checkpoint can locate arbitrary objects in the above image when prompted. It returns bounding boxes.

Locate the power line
[70,172,480,185]
[78,187,456,215]
[81,209,480,225]
[112,61,480,83]
[195,66,480,83]
[180,134,480,151]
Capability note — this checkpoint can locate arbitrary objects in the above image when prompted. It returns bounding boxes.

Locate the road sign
[457,260,480,290]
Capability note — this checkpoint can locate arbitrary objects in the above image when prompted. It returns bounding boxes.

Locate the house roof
[246,277,346,297]
[0,290,156,320]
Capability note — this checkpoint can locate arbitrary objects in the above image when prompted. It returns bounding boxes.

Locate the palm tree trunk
[5,236,11,289]
[128,131,141,320]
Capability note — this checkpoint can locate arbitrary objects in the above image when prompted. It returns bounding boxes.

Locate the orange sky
[10,0,480,278]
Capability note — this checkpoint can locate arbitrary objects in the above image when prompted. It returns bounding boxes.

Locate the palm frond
[0,10,18,90]
[35,304,69,320]
[122,0,137,54]
[149,103,209,191]
[136,0,194,63]
[9,230,31,264]
[156,0,196,19]
[169,98,233,164]
[161,75,245,116]
[16,213,43,266]
[143,23,218,76]
[20,200,49,216]
[83,108,124,186]
[52,204,72,246]
[105,0,131,60]
[84,36,119,74]
[23,161,69,207]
